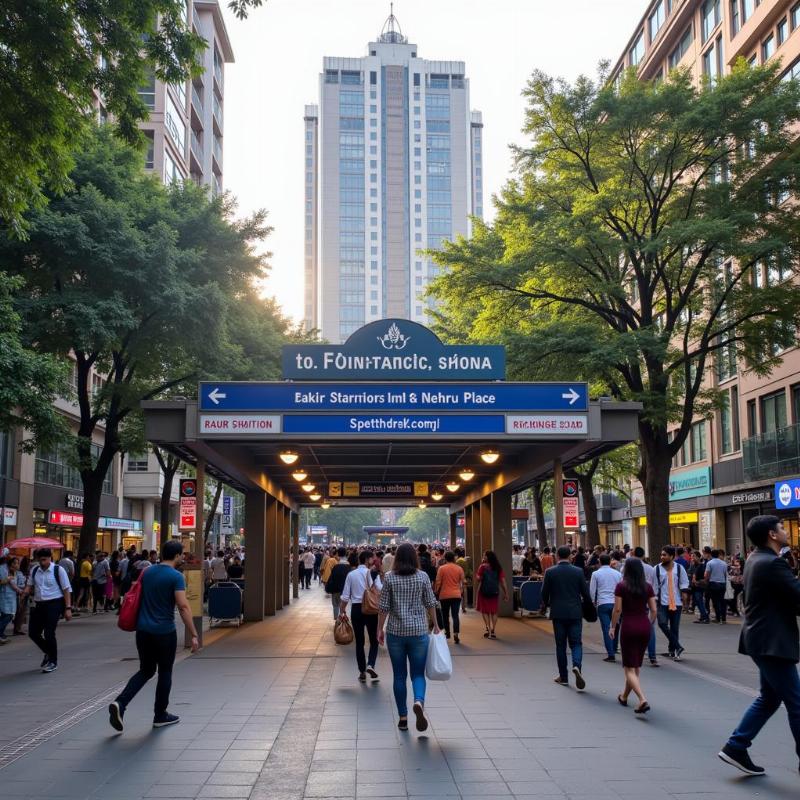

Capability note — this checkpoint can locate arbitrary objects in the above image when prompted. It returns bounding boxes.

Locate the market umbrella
[4,537,64,550]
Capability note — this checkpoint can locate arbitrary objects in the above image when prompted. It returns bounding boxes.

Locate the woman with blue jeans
[377,543,440,732]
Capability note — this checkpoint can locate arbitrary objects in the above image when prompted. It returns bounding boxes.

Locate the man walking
[24,548,72,673]
[590,554,621,662]
[340,550,381,683]
[302,548,315,590]
[91,550,110,613]
[541,546,592,690]
[719,516,800,776]
[705,549,729,624]
[654,545,689,661]
[325,547,351,620]
[109,540,199,732]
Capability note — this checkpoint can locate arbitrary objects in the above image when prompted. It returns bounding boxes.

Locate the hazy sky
[219,0,647,322]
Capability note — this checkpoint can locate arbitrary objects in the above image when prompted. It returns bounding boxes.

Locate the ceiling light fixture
[418,500,426,509]
[292,470,308,481]
[309,493,322,501]
[480,450,500,465]
[279,451,299,465]
[321,502,331,509]
[459,469,475,482]
[430,491,443,501]
[446,481,460,493]
[301,483,315,493]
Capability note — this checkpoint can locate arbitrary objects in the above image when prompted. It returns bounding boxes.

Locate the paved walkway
[1,585,799,799]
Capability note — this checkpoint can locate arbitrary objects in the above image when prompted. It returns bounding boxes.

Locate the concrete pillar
[553,458,565,547]
[274,502,283,612]
[491,490,514,618]
[291,511,299,599]
[281,505,290,608]
[265,496,277,616]
[243,490,266,622]
[479,496,492,558]
[192,458,206,647]
[470,503,481,569]
[142,500,156,551]
[449,513,457,550]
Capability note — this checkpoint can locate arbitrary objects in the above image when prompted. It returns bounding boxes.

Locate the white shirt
[27,562,71,602]
[512,554,523,572]
[382,553,394,572]
[653,562,689,606]
[341,565,383,604]
[302,552,316,569]
[622,557,656,589]
[58,557,75,579]
[590,565,622,606]
[210,557,227,580]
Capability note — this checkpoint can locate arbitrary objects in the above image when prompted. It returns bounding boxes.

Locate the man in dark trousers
[541,545,592,691]
[719,515,800,776]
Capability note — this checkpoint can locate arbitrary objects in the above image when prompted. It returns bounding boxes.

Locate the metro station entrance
[142,319,640,628]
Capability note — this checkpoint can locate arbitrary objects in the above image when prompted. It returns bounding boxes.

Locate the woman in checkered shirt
[377,543,440,732]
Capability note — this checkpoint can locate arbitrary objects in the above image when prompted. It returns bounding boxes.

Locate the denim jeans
[692,588,709,621]
[596,604,617,658]
[728,655,800,760]
[648,620,656,661]
[386,633,429,717]
[552,618,583,680]
[656,604,682,654]
[116,630,178,717]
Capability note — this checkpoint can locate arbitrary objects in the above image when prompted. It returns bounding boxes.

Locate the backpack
[118,569,144,632]
[325,563,349,595]
[481,567,500,598]
[31,563,65,592]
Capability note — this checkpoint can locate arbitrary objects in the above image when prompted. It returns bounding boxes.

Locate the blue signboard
[222,496,232,515]
[776,478,800,510]
[198,382,588,413]
[282,414,506,435]
[282,319,505,381]
[669,466,712,501]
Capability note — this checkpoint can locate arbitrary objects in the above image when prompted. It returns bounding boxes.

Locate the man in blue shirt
[109,540,198,732]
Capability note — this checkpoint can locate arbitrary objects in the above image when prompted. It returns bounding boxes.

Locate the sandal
[634,702,651,715]
[489,632,497,639]
[483,630,490,638]
[617,694,628,706]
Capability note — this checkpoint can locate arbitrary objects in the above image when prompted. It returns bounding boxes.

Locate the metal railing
[191,129,202,160]
[212,94,223,125]
[212,135,222,164]
[192,85,203,113]
[742,422,800,481]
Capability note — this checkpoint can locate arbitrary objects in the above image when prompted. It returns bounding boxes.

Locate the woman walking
[434,551,465,643]
[12,556,29,634]
[377,543,440,732]
[475,550,509,639]
[610,557,657,714]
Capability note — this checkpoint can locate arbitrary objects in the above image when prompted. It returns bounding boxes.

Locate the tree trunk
[532,483,548,550]
[576,472,600,550]
[153,447,180,549]
[204,481,223,548]
[639,435,673,560]
[77,476,103,558]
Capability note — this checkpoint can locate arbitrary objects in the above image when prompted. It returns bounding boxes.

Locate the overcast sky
[219,0,647,322]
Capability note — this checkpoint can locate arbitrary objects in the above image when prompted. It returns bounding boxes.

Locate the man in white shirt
[590,554,622,661]
[301,548,315,589]
[209,550,227,582]
[24,548,72,673]
[653,545,690,661]
[340,551,382,683]
[512,546,523,575]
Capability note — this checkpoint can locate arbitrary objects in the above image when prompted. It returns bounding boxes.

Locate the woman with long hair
[610,557,657,714]
[475,550,509,639]
[377,542,440,733]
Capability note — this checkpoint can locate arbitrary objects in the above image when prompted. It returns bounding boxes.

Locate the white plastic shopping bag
[425,632,453,681]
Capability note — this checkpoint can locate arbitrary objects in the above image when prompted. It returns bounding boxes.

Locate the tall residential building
[304,11,483,340]
[604,0,800,556]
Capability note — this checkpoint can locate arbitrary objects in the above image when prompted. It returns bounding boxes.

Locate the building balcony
[742,422,800,482]
[190,129,203,171]
[212,94,223,133]
[192,5,201,32]
[212,135,222,173]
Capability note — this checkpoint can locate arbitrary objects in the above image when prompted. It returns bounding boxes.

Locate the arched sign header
[282,319,506,381]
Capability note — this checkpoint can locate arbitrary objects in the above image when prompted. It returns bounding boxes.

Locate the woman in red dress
[610,558,657,714]
[475,550,509,640]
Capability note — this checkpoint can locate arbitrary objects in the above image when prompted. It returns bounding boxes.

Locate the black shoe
[412,701,428,732]
[718,744,765,776]
[454,634,460,644]
[358,672,367,683]
[572,666,586,691]
[108,702,124,732]
[42,662,57,673]
[366,667,379,681]
[554,676,569,685]
[40,654,49,668]
[602,656,616,663]
[153,713,180,728]
[661,652,674,659]
[674,646,685,661]
[398,718,408,731]
[649,658,660,667]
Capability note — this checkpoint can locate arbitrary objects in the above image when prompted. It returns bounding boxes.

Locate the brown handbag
[334,615,354,645]
[361,573,380,615]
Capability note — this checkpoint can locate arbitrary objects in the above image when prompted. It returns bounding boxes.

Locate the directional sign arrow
[562,388,580,405]
[208,387,227,405]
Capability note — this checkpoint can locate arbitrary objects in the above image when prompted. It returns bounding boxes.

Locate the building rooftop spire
[379,2,408,44]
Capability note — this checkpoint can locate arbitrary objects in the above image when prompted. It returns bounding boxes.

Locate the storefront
[1,507,19,544]
[638,511,700,549]
[46,510,143,554]
[775,478,800,547]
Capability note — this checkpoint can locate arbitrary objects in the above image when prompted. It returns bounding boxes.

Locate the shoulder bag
[361,572,380,615]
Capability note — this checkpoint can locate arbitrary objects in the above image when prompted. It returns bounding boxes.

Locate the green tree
[396,507,449,542]
[0,126,268,557]
[302,507,382,545]
[0,0,263,236]
[430,62,800,554]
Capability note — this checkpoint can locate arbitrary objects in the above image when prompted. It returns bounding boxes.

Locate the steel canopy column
[243,490,266,622]
[491,489,514,618]
[191,458,206,648]
[479,497,491,559]
[265,497,277,616]
[449,513,457,550]
[553,458,565,547]
[291,511,299,599]
[281,506,290,607]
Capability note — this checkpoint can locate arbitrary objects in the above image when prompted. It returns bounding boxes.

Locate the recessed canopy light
[309,493,322,501]
[301,483,315,493]
[418,501,426,509]
[431,492,443,501]
[459,469,475,482]
[480,450,500,464]
[446,482,460,493]
[321,502,331,509]
[292,470,308,481]
[279,451,299,465]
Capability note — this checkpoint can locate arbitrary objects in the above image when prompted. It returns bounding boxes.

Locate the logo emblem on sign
[563,480,578,497]
[377,323,410,351]
[778,482,792,507]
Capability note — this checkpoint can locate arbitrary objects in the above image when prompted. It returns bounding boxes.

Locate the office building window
[341,70,361,85]
[164,150,181,183]
[690,421,707,462]
[649,0,667,41]
[669,25,693,69]
[730,0,740,35]
[747,399,757,436]
[762,33,775,61]
[702,0,721,43]
[716,340,737,382]
[143,131,154,169]
[743,0,757,22]
[370,70,377,85]
[793,1,800,29]
[761,390,787,433]
[778,17,788,45]
[164,93,186,151]
[325,69,338,84]
[138,67,156,109]
[127,454,149,472]
[703,35,724,80]
[629,32,645,66]
[782,57,800,81]
[792,383,800,423]
[36,442,113,494]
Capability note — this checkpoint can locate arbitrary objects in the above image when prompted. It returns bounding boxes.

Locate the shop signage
[730,489,773,504]
[281,319,506,381]
[222,495,232,530]
[65,493,84,510]
[668,467,711,501]
[98,517,142,531]
[179,479,197,531]
[199,414,281,434]
[776,478,800,510]
[506,415,588,435]
[49,510,84,526]
[563,480,580,528]
[456,517,465,527]
[328,481,429,498]
[1,507,17,526]
[285,414,505,435]
[638,511,699,526]
[199,382,589,413]
[699,510,713,550]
